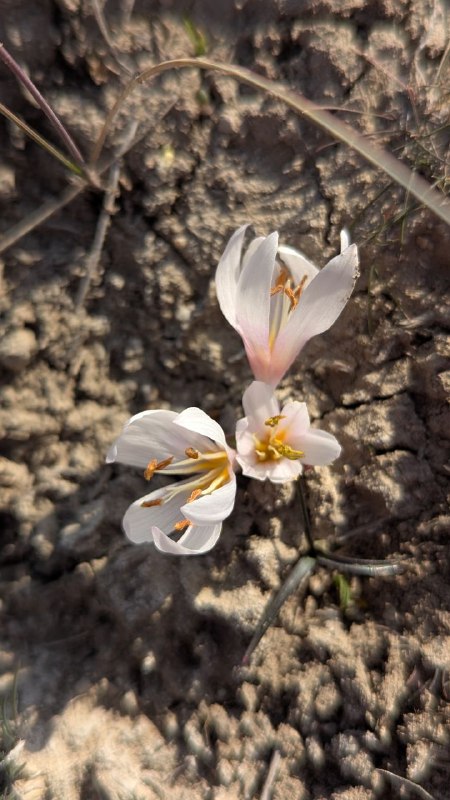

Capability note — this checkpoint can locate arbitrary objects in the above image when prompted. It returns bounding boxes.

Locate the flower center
[253,416,304,463]
[141,445,231,516]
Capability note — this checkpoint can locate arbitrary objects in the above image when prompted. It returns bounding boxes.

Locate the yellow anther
[284,286,299,310]
[294,274,308,300]
[174,519,191,531]
[187,488,202,503]
[144,459,158,480]
[144,456,174,480]
[141,498,164,508]
[264,414,286,428]
[185,447,199,459]
[273,441,304,460]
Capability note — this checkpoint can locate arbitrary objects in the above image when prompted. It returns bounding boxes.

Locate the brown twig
[0,183,85,255]
[0,42,85,166]
[75,120,138,309]
[74,161,120,309]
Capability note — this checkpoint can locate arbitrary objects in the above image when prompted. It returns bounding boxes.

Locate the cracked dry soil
[0,1,449,798]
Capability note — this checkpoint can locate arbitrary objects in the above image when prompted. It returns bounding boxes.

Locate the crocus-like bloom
[106,408,236,555]
[236,381,341,483]
[215,225,359,387]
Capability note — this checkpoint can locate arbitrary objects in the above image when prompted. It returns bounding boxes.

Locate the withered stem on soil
[0,106,175,256]
[0,100,84,178]
[0,42,85,166]
[377,769,436,800]
[242,556,316,665]
[75,161,121,309]
[92,0,134,76]
[316,552,403,577]
[297,476,315,553]
[75,120,139,309]
[90,57,450,226]
[260,750,281,800]
[0,182,84,255]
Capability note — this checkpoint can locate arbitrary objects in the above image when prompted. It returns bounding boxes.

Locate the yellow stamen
[174,519,191,531]
[185,447,199,459]
[284,286,298,309]
[272,441,304,460]
[187,488,202,503]
[141,498,164,508]
[264,414,286,428]
[270,267,308,312]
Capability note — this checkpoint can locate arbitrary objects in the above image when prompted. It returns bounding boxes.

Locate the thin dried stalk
[90,57,450,226]
[0,42,85,166]
[0,101,84,177]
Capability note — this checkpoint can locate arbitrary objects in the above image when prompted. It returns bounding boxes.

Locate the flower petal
[106,409,182,468]
[152,522,222,555]
[215,224,248,329]
[241,381,280,433]
[236,452,302,483]
[276,401,310,439]
[296,428,341,466]
[236,231,279,365]
[277,244,318,285]
[340,228,351,251]
[181,475,236,524]
[241,236,266,269]
[122,483,189,544]
[174,407,227,449]
[271,244,359,385]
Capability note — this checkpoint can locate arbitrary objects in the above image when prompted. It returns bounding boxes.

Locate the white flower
[107,407,236,555]
[215,225,359,387]
[236,381,341,483]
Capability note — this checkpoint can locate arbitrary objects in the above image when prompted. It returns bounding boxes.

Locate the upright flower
[107,408,236,555]
[236,381,341,483]
[215,225,359,387]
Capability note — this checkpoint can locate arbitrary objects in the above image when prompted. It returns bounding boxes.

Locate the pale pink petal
[181,475,236,524]
[152,522,222,555]
[270,244,359,385]
[296,428,341,466]
[174,407,227,449]
[236,453,302,483]
[215,224,248,329]
[236,232,279,363]
[106,409,181,468]
[235,420,254,458]
[241,381,280,433]
[277,245,318,285]
[122,484,188,544]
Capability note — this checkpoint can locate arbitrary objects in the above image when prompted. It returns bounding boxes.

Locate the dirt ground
[0,0,449,798]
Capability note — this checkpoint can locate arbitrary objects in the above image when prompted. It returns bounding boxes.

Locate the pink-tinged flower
[215,226,359,387]
[107,408,236,555]
[236,381,341,483]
